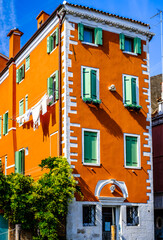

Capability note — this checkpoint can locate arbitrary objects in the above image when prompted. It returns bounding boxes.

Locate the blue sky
[0,0,163,76]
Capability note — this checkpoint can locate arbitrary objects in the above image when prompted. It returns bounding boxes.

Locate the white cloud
[0,0,17,57]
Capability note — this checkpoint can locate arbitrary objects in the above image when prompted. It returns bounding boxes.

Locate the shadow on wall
[74,169,97,202]
[88,103,123,138]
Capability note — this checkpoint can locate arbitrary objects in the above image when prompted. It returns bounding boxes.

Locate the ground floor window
[127,206,139,226]
[83,205,96,226]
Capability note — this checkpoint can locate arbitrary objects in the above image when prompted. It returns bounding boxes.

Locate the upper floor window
[123,74,141,110]
[119,33,141,54]
[26,55,30,71]
[124,134,140,168]
[47,28,59,53]
[16,64,25,83]
[83,205,96,226]
[82,129,100,165]
[15,149,25,174]
[81,66,100,104]
[3,112,8,135]
[78,23,103,45]
[47,70,59,105]
[127,206,139,226]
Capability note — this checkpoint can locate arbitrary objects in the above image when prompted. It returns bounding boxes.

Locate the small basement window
[83,205,96,226]
[127,206,139,226]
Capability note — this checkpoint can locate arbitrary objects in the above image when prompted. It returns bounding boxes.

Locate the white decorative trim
[8,127,16,132]
[15,16,59,66]
[95,179,128,199]
[82,128,100,166]
[5,156,7,176]
[0,70,9,85]
[6,164,15,170]
[124,133,141,169]
[70,123,80,127]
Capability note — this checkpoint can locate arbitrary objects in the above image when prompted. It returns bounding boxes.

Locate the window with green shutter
[124,75,138,106]
[83,67,98,102]
[19,99,24,116]
[125,135,139,167]
[26,55,30,70]
[3,112,8,135]
[119,34,141,54]
[25,95,28,111]
[16,64,25,83]
[78,23,103,45]
[47,70,59,105]
[15,149,25,174]
[47,28,59,53]
[84,131,98,164]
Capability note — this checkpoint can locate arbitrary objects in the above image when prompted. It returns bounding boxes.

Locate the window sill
[123,51,138,56]
[17,78,24,84]
[49,46,57,55]
[125,166,141,170]
[83,98,101,105]
[83,162,101,167]
[124,104,142,111]
[82,42,98,47]
[25,67,30,72]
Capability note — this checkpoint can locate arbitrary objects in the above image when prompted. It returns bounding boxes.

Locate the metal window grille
[83,205,96,226]
[127,206,139,226]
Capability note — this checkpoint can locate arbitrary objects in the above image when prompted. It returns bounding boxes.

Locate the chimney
[36,11,50,29]
[7,28,23,59]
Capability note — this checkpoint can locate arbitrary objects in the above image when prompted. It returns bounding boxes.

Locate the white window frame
[126,205,139,227]
[122,74,139,106]
[121,33,138,56]
[82,128,100,166]
[5,155,7,176]
[83,204,96,226]
[81,66,100,100]
[124,133,141,169]
[50,28,58,54]
[25,95,28,111]
[81,22,98,47]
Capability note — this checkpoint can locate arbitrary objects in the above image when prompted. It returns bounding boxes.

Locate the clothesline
[16,93,53,130]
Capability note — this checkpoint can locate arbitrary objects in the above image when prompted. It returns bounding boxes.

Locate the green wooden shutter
[55,70,59,100]
[0,116,1,138]
[20,149,25,174]
[126,136,138,167]
[137,38,141,54]
[47,77,54,104]
[84,132,91,163]
[25,96,28,111]
[119,33,125,50]
[5,112,8,134]
[56,28,59,46]
[3,114,5,135]
[16,69,19,83]
[91,70,97,99]
[131,137,138,166]
[26,56,30,70]
[78,23,84,41]
[124,76,132,104]
[84,131,97,164]
[131,78,137,105]
[94,28,103,45]
[90,132,97,163]
[83,68,91,98]
[126,136,132,166]
[19,99,24,116]
[47,37,50,53]
[15,151,19,173]
[134,37,141,54]
[21,64,25,79]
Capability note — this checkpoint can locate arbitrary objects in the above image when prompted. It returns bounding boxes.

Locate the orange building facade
[0,2,154,239]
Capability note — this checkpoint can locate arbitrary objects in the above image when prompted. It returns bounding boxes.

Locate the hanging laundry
[41,94,48,115]
[24,109,31,122]
[32,102,41,131]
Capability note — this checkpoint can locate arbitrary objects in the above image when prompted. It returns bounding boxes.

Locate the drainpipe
[57,11,66,156]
